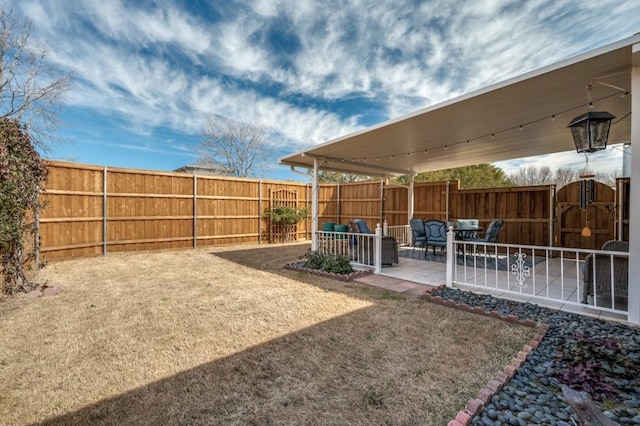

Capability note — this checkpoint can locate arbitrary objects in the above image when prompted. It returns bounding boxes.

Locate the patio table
[449,225,482,240]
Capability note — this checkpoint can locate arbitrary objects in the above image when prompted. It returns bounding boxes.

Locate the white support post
[408,175,415,245]
[375,223,382,273]
[627,42,640,324]
[445,226,454,287]
[383,219,388,236]
[311,159,319,251]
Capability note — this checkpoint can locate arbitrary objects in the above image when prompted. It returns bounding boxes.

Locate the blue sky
[9,0,640,181]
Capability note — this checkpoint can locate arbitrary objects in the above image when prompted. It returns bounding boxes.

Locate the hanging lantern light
[568,111,615,153]
[568,85,615,153]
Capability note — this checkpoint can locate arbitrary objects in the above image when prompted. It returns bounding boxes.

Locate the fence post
[103,166,107,256]
[258,179,262,244]
[337,182,341,224]
[446,226,454,287]
[380,180,384,227]
[375,223,382,273]
[383,219,388,235]
[445,180,450,224]
[35,208,40,265]
[408,175,414,222]
[193,174,197,248]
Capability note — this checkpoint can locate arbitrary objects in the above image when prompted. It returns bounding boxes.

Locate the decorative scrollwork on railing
[511,252,531,288]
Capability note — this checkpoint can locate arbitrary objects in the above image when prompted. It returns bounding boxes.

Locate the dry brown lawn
[0,243,535,425]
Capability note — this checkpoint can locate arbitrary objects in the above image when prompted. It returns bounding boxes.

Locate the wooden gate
[555,180,616,251]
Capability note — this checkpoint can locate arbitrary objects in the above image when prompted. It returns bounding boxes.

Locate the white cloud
[17,0,360,150]
[9,0,640,174]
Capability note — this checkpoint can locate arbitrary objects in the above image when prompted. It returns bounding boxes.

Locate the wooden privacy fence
[39,162,313,260]
[38,161,628,261]
[388,181,556,248]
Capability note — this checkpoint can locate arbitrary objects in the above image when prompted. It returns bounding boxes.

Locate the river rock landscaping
[429,287,640,426]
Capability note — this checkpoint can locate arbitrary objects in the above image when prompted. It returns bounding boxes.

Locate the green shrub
[302,251,329,270]
[303,251,354,274]
[264,205,308,225]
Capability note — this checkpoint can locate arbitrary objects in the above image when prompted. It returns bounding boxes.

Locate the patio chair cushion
[582,240,628,308]
[350,219,373,234]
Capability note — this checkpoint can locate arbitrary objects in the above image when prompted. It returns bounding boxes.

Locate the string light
[316,89,628,164]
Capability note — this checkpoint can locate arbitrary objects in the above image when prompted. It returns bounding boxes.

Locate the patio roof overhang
[279,35,639,177]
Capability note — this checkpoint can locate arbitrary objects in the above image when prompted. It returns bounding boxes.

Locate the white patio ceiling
[280,35,639,177]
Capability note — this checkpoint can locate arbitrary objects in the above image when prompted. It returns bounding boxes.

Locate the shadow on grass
[210,243,380,298]
[35,244,534,426]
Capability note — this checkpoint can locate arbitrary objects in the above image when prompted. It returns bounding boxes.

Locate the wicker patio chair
[582,240,628,308]
[348,219,398,266]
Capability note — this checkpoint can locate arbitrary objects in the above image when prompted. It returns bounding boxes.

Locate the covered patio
[280,35,640,324]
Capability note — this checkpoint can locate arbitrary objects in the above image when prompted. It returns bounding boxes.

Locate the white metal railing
[387,224,412,246]
[316,229,382,271]
[444,230,629,316]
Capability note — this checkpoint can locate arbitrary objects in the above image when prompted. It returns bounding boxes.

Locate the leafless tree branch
[0,8,71,150]
[198,116,276,178]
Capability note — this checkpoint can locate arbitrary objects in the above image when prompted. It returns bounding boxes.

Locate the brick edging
[284,263,374,282]
[420,285,550,426]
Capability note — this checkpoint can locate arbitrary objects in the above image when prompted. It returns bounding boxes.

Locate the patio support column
[628,42,640,324]
[445,226,454,287]
[374,223,382,273]
[311,158,319,251]
[408,175,415,245]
